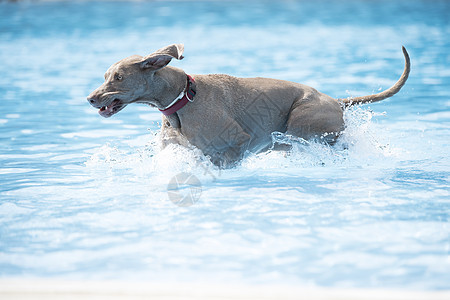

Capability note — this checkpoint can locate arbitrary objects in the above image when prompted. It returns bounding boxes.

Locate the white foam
[6,114,20,118]
[61,129,139,139]
[82,106,401,207]
[0,168,38,175]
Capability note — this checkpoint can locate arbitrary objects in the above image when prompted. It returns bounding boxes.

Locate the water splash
[242,106,400,171]
[85,106,401,180]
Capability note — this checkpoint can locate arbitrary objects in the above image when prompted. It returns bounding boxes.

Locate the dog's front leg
[203,120,251,168]
[159,118,190,149]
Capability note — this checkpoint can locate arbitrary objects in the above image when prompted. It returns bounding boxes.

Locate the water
[1,0,449,290]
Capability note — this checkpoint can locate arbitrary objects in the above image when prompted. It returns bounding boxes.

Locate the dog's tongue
[98,99,120,118]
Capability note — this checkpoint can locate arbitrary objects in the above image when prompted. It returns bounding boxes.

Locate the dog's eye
[115,74,123,81]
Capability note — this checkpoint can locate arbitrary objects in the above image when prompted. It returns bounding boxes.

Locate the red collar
[159,75,196,116]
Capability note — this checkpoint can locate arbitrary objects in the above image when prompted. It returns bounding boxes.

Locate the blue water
[1,0,449,290]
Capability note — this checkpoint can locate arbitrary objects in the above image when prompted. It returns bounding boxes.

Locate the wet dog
[87,44,410,167]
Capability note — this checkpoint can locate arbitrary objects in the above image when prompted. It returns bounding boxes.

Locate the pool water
[1,0,449,290]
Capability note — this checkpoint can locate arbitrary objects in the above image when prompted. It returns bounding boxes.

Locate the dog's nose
[87,96,100,108]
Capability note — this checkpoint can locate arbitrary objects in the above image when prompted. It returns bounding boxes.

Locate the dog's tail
[337,46,410,108]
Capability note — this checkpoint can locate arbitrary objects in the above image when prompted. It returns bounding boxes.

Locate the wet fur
[87,44,410,167]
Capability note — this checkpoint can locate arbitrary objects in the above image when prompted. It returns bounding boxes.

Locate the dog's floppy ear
[140,44,184,70]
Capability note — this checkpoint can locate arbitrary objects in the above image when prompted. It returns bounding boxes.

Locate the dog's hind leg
[285,95,345,144]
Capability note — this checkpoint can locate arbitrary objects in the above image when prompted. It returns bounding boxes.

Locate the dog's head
[87,44,184,118]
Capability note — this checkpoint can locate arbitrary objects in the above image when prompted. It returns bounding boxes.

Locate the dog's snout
[87,95,101,108]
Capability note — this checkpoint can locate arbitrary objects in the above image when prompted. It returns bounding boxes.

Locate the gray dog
[87,44,410,167]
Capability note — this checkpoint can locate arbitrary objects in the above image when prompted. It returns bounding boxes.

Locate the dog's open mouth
[98,99,125,118]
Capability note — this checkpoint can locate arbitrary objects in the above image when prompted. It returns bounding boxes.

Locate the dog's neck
[142,66,188,128]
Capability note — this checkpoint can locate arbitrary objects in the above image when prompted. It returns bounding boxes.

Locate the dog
[87,44,410,167]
